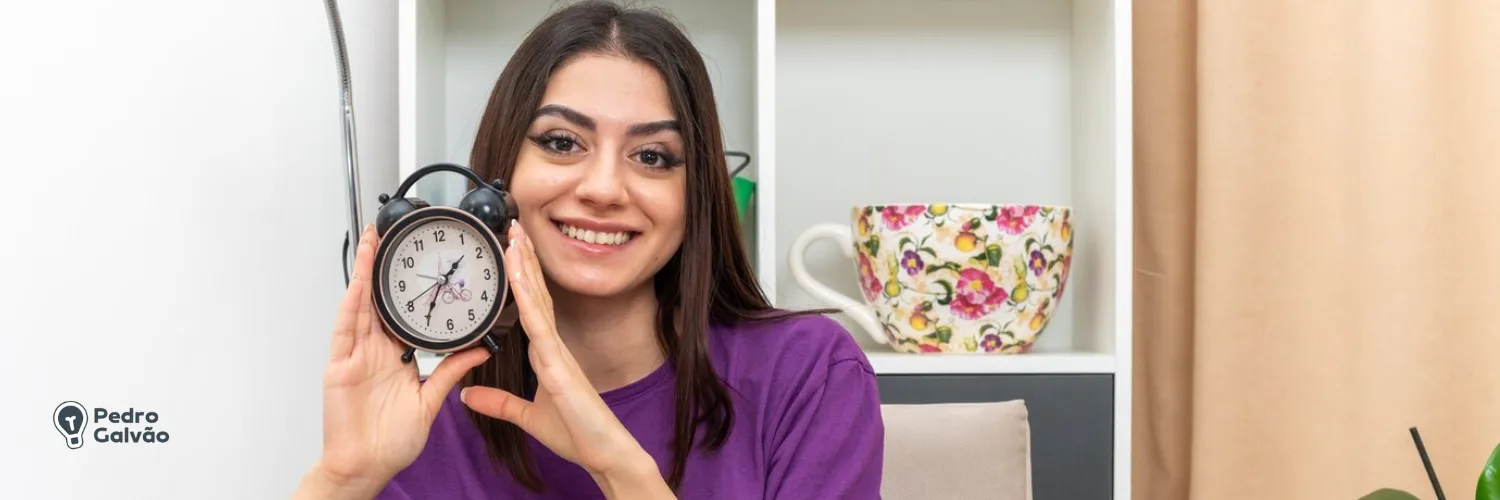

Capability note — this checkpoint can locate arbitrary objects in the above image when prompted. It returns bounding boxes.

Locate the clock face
[376,210,505,348]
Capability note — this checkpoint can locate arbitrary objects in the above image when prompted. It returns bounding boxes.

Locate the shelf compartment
[768,0,1128,361]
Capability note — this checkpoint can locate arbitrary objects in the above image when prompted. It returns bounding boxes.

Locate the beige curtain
[1133,1,1500,499]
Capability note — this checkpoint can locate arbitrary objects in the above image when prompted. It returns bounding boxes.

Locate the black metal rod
[1410,427,1446,500]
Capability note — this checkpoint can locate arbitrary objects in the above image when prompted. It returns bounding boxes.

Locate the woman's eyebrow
[534,104,679,136]
[627,120,679,137]
[535,104,595,130]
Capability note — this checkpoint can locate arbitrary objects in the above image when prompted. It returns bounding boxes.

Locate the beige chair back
[879,400,1033,500]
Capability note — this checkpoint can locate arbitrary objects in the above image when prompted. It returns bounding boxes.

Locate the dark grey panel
[876,374,1114,500]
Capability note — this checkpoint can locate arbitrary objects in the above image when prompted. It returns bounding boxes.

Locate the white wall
[0,1,398,498]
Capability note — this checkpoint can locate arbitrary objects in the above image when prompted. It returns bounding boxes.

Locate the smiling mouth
[554,221,638,246]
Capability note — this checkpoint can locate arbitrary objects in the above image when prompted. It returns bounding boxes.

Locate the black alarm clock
[369,163,515,363]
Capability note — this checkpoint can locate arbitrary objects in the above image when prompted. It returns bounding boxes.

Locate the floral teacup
[788,203,1073,354]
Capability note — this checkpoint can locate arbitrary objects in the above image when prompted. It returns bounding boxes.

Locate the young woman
[293,2,884,498]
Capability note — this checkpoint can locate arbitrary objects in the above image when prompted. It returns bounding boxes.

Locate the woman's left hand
[460,221,674,499]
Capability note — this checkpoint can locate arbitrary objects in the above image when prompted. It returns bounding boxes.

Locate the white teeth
[557,222,633,246]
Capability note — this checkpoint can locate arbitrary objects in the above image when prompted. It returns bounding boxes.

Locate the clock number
[414,240,424,252]
[406,302,415,313]
[398,280,406,292]
[434,230,447,243]
[476,246,484,259]
[402,257,415,269]
[481,291,489,301]
[468,309,475,321]
[446,318,454,330]
[484,268,492,280]
[460,234,466,245]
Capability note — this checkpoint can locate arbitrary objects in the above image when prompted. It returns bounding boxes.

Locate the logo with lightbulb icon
[54,401,88,449]
[53,401,172,449]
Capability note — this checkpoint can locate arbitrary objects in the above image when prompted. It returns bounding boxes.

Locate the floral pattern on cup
[851,204,1073,354]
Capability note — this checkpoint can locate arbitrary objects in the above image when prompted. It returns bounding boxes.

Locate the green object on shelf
[733,176,755,221]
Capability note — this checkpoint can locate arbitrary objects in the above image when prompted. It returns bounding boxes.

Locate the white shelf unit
[769,3,1131,498]
[399,1,1130,497]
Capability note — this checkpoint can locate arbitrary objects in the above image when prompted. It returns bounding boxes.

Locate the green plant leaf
[1479,441,1500,500]
[1357,488,1420,500]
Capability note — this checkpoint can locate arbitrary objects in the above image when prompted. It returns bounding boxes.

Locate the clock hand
[442,255,465,279]
[425,297,437,326]
[424,275,442,326]
[405,281,441,309]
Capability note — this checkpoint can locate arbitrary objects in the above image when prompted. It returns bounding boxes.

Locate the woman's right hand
[295,224,494,500]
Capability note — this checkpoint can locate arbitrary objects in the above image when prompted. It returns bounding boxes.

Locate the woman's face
[509,54,687,298]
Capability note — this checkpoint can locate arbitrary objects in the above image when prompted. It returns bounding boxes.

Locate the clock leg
[481,334,501,355]
[400,347,416,364]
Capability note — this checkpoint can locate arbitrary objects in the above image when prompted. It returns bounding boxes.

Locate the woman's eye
[529,132,583,156]
[635,149,678,169]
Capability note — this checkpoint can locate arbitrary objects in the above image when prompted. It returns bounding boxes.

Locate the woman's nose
[574,155,628,209]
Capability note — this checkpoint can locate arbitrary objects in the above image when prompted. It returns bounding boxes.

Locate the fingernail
[460,387,469,403]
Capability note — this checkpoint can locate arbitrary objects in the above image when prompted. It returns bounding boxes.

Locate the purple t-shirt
[377,314,885,499]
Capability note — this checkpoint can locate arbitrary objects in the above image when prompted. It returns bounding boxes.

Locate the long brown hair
[459,0,821,493]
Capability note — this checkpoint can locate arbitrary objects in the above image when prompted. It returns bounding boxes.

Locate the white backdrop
[0,1,399,497]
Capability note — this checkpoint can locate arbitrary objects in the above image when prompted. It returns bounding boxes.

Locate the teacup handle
[788,223,888,345]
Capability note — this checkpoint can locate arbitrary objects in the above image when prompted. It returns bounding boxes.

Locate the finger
[330,268,362,360]
[355,226,380,344]
[517,223,549,310]
[502,240,541,341]
[331,224,376,360]
[420,347,492,417]
[514,226,568,368]
[505,238,561,372]
[461,385,535,431]
[503,226,539,329]
[509,225,556,339]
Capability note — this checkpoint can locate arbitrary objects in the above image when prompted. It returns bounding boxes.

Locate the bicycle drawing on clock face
[413,255,475,304]
[439,279,472,304]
